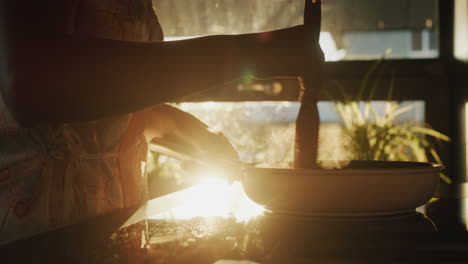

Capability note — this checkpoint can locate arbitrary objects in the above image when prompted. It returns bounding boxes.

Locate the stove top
[260,210,437,233]
[107,186,468,264]
[4,187,468,264]
[120,210,441,264]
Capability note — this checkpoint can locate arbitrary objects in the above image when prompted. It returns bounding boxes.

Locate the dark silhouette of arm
[5,0,306,125]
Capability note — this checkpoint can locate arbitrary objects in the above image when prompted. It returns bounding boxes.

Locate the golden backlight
[148,173,264,222]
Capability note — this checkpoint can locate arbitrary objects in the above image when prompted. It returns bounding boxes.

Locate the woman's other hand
[144,104,239,163]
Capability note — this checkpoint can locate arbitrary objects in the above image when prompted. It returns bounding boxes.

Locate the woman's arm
[5,0,307,125]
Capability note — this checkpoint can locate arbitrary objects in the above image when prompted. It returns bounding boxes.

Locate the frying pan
[241,161,442,216]
[150,134,442,216]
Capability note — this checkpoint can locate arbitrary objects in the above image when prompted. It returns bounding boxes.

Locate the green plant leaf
[386,70,396,102]
[331,80,350,103]
[429,148,443,164]
[411,127,451,142]
[404,139,429,162]
[387,104,415,121]
[370,107,384,126]
[364,102,371,122]
[350,102,364,125]
[336,103,352,130]
[357,59,383,101]
[440,173,452,184]
[367,62,388,102]
[331,58,450,184]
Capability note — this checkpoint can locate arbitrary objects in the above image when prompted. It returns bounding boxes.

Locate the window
[455,0,468,61]
[147,0,459,190]
[155,0,439,61]
[147,100,427,197]
[465,102,468,180]
[176,101,425,162]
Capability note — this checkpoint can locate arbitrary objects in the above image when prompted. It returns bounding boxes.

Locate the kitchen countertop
[2,182,468,264]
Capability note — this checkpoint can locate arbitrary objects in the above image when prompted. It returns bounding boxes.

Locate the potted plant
[326,58,451,183]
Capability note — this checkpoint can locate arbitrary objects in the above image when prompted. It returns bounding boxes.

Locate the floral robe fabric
[0,0,163,244]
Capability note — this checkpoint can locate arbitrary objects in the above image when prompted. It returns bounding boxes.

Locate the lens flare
[149,176,264,222]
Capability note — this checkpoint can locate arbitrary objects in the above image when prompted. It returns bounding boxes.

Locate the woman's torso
[0,0,163,243]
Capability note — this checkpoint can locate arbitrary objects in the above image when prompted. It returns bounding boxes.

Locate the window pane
[465,102,468,180]
[455,0,468,61]
[147,101,427,197]
[176,101,425,163]
[155,0,439,61]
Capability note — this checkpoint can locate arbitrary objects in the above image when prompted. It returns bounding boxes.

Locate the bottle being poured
[294,0,324,169]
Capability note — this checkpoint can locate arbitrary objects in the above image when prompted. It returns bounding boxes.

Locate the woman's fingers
[144,104,207,141]
[152,104,208,130]
[146,104,239,163]
[194,131,239,162]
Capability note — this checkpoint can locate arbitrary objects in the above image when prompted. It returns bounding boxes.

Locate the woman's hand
[144,104,239,163]
[118,104,238,207]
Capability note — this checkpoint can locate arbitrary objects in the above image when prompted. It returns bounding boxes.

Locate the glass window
[175,101,425,163]
[465,102,468,180]
[147,101,426,197]
[455,0,468,61]
[154,0,439,61]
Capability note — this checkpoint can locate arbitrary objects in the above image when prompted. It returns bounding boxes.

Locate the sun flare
[149,176,264,222]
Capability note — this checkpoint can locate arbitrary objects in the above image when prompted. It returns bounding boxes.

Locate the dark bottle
[294,0,324,169]
[295,86,321,168]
